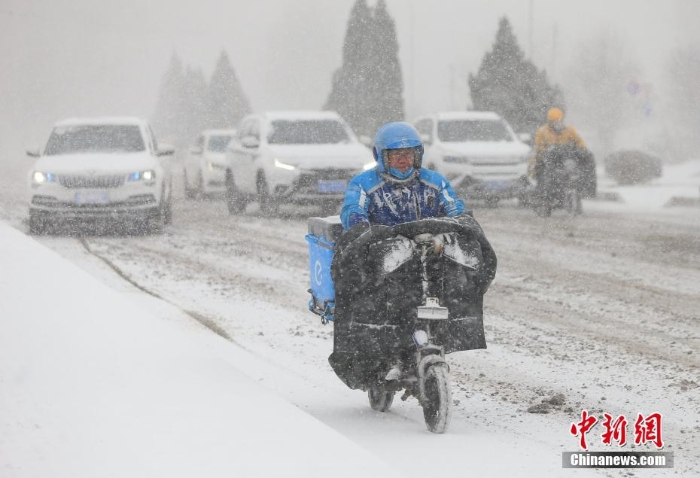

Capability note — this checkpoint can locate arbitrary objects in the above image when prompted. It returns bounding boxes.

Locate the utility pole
[552,23,558,80]
[529,0,534,58]
[407,0,415,119]
[449,64,455,110]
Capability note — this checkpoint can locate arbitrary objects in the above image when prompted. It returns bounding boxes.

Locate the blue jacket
[340,167,466,229]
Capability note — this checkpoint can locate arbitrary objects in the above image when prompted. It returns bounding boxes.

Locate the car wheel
[184,170,196,200]
[29,211,46,235]
[226,171,247,215]
[256,173,278,216]
[147,194,167,234]
[194,170,204,198]
[164,188,173,225]
[148,212,165,234]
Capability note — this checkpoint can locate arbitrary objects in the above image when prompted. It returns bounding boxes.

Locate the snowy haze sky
[2,0,699,154]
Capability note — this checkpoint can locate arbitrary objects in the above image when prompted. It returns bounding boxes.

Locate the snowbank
[0,222,400,478]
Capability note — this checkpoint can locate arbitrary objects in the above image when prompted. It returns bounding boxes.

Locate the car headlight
[127,170,156,184]
[274,158,296,171]
[32,171,56,185]
[443,156,470,164]
[363,161,376,171]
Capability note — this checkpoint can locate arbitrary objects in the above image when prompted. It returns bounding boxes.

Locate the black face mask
[550,122,564,133]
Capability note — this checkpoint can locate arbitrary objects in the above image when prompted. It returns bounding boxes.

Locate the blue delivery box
[306,215,344,323]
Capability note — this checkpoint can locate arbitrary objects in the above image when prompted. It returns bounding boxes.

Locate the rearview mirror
[518,133,532,145]
[420,133,432,146]
[26,147,41,158]
[189,147,203,156]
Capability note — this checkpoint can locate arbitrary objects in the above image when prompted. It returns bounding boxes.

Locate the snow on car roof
[54,116,148,127]
[435,111,502,121]
[261,110,343,121]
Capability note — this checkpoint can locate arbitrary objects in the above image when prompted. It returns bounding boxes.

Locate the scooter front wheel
[368,384,395,412]
[422,364,451,433]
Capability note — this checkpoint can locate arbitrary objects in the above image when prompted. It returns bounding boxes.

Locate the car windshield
[207,135,232,152]
[437,119,513,142]
[45,125,146,155]
[267,120,350,145]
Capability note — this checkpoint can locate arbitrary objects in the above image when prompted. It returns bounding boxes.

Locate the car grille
[58,174,126,189]
[299,168,355,183]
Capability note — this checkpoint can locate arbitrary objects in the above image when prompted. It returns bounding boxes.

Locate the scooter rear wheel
[422,364,451,433]
[368,384,395,412]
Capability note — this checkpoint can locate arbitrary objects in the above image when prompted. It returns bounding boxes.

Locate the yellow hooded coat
[529,124,587,178]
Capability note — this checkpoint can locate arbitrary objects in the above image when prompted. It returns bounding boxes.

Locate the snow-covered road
[1,163,698,476]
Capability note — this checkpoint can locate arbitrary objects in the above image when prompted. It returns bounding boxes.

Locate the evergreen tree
[367,0,404,134]
[325,0,404,138]
[182,67,208,144]
[207,51,251,130]
[469,17,563,134]
[152,53,187,145]
[325,0,373,136]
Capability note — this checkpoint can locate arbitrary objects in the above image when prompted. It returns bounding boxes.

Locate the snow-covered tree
[469,17,563,134]
[207,51,251,130]
[325,0,373,136]
[182,67,208,144]
[325,0,404,138]
[366,0,404,134]
[152,53,187,145]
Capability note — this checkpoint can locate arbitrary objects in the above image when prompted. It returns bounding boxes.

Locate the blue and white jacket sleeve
[437,175,466,217]
[340,175,371,230]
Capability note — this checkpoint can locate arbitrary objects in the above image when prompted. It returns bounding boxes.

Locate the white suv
[225,111,374,215]
[413,111,531,203]
[27,117,175,234]
[183,129,236,198]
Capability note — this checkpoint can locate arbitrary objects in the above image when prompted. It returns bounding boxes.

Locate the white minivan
[413,111,531,203]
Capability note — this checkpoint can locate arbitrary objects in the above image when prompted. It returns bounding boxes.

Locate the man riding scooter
[327,123,497,431]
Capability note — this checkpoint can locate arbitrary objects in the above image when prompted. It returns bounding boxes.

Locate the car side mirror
[518,133,532,145]
[241,135,260,149]
[157,144,175,157]
[26,147,41,158]
[420,133,432,146]
[189,147,203,156]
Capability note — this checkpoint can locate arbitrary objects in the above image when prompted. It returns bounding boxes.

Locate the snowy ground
[1,158,699,477]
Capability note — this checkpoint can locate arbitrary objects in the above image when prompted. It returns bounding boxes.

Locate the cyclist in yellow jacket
[529,107,597,200]
[529,107,587,179]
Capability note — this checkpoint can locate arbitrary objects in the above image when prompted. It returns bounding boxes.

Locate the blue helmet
[372,122,424,181]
